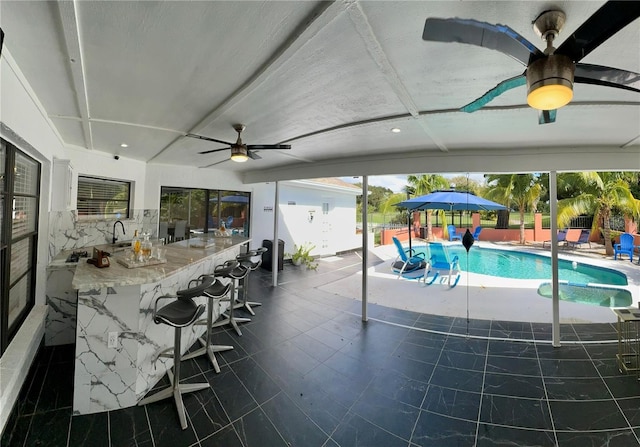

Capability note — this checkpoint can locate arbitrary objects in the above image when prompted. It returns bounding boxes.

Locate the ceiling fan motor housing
[526,54,575,110]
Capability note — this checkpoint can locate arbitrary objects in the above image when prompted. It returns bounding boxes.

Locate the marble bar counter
[69,235,249,415]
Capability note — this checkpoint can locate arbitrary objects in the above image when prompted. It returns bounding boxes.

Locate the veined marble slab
[72,236,249,415]
[45,266,78,346]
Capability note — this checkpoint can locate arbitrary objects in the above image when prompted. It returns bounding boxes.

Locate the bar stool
[234,247,267,315]
[212,259,250,336]
[138,277,212,430]
[182,275,234,373]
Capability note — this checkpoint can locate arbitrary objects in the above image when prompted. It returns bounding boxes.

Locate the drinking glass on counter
[141,233,152,261]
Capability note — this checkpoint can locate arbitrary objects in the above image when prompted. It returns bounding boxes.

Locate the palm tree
[557,172,640,255]
[406,174,450,240]
[484,174,543,244]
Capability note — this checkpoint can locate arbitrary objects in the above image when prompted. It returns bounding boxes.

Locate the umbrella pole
[408,210,412,251]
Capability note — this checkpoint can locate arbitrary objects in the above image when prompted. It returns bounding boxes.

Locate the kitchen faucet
[112,220,125,244]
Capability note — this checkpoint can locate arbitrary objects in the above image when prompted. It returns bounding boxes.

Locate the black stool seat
[154,299,204,327]
[204,279,231,298]
[182,275,234,373]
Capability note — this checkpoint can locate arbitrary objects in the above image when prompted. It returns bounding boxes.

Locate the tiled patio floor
[3,251,640,446]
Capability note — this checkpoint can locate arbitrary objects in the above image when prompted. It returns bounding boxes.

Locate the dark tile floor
[3,252,640,446]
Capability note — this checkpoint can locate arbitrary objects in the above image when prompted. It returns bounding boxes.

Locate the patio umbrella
[395,190,507,245]
[396,190,507,212]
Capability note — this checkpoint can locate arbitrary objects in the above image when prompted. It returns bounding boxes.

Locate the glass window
[77,176,131,219]
[8,274,30,328]
[160,187,251,237]
[14,152,39,195]
[9,237,30,282]
[1,139,40,355]
[11,196,37,238]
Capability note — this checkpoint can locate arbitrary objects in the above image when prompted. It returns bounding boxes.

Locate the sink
[114,242,131,248]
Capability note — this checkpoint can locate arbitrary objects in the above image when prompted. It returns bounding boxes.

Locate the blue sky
[341,173,486,193]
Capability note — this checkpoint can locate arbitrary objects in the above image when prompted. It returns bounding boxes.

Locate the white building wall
[1,52,65,306]
[250,181,361,257]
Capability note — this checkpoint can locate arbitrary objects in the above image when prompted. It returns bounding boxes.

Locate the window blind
[77,176,131,218]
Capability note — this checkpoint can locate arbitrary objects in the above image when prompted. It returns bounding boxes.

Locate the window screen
[77,176,131,219]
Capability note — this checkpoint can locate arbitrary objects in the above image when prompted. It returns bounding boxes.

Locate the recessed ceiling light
[390,128,401,133]
[120,143,129,148]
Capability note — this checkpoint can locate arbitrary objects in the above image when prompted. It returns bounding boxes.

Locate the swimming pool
[414,244,627,286]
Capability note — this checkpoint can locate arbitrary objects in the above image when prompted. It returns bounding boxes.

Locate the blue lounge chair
[543,228,568,248]
[471,226,482,241]
[391,237,426,279]
[566,229,591,249]
[447,225,462,241]
[423,242,461,287]
[614,233,637,262]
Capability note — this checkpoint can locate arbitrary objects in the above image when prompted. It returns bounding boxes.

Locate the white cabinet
[52,158,74,210]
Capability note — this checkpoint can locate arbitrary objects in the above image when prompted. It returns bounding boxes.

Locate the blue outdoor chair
[423,242,461,287]
[614,233,637,262]
[391,237,426,279]
[543,228,568,248]
[566,229,591,249]
[471,226,482,241]
[447,225,462,241]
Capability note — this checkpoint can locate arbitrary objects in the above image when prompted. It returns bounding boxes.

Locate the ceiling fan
[187,124,291,164]
[422,1,640,124]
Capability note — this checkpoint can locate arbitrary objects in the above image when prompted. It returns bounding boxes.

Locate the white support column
[272,181,280,287]
[550,171,560,347]
[361,176,368,322]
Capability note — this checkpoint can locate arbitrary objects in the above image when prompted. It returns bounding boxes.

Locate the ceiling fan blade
[538,109,557,125]
[199,159,229,168]
[555,1,640,63]
[460,74,526,112]
[246,144,292,150]
[0,27,5,57]
[422,18,542,66]
[186,133,234,146]
[247,150,262,160]
[574,64,640,93]
[197,147,230,155]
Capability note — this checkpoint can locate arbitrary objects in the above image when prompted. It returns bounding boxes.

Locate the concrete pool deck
[318,240,640,324]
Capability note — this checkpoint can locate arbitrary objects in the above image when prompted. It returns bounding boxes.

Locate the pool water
[414,244,627,286]
[537,282,632,307]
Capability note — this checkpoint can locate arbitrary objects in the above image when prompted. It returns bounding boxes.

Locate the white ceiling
[1,1,639,183]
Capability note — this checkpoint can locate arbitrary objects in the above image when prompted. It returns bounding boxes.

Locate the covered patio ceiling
[1,1,638,182]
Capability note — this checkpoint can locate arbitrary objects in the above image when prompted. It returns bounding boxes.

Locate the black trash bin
[261,239,284,271]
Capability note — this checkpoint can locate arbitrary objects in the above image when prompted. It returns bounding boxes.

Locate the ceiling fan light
[526,54,574,110]
[230,146,249,162]
[527,84,573,110]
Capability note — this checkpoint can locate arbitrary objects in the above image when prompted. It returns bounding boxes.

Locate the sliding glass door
[159,187,250,237]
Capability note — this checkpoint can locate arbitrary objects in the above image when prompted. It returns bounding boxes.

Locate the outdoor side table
[614,308,640,380]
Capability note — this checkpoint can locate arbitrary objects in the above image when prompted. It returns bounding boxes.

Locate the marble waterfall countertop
[71,235,249,289]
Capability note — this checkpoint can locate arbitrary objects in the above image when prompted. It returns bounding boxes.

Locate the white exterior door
[320,200,333,255]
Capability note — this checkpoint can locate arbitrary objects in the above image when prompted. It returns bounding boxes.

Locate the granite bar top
[71,235,249,290]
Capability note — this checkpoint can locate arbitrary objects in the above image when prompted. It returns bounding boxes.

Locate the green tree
[447,175,483,194]
[355,184,394,213]
[557,172,640,255]
[484,174,542,244]
[406,174,450,240]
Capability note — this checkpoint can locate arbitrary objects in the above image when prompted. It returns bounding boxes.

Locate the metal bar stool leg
[235,248,266,315]
[138,278,214,430]
[211,260,250,336]
[183,277,233,373]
